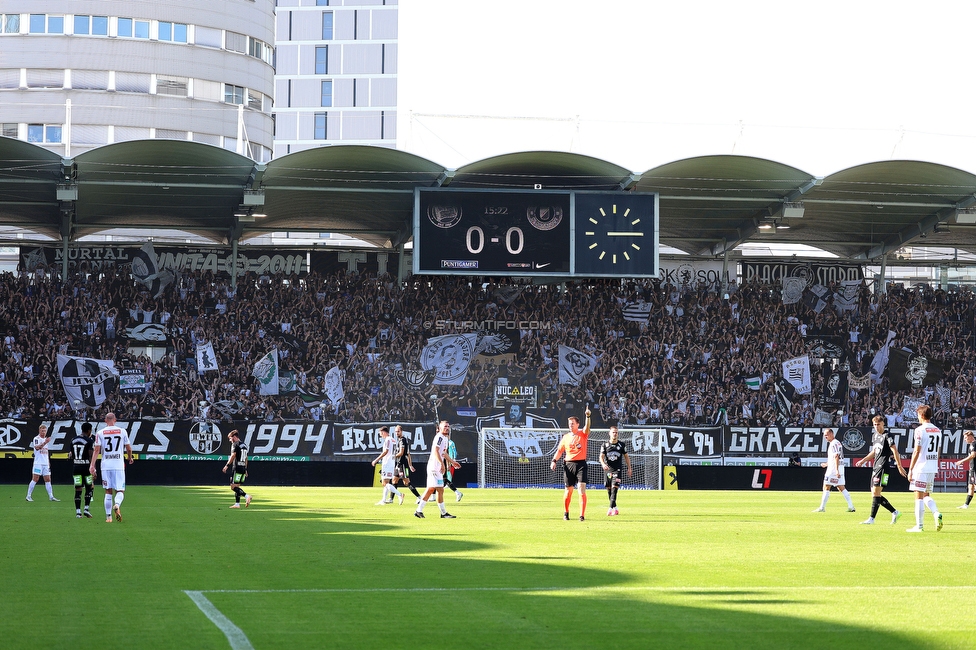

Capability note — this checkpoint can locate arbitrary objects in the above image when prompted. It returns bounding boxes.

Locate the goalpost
[478,428,663,489]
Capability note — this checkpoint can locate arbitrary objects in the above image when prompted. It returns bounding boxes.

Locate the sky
[397,0,976,177]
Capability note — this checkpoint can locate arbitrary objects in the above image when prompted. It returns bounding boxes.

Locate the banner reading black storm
[741,261,864,285]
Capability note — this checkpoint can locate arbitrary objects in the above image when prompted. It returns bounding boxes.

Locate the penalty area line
[184,590,254,650]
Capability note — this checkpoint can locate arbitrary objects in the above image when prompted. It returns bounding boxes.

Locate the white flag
[57,354,119,409]
[130,242,175,299]
[870,330,897,385]
[782,356,811,395]
[745,376,761,391]
[558,345,599,386]
[196,342,218,373]
[622,301,653,323]
[325,366,345,405]
[833,280,861,313]
[781,277,807,305]
[252,348,279,395]
[420,334,478,386]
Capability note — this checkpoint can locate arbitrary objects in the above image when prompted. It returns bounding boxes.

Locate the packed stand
[0,266,973,428]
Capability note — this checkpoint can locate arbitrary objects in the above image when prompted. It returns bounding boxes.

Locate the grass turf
[2,485,974,649]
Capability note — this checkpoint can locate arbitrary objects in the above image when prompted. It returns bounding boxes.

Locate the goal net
[478,428,663,489]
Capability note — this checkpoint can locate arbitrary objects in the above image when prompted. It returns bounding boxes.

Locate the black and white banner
[742,261,864,285]
[57,354,119,409]
[20,245,310,276]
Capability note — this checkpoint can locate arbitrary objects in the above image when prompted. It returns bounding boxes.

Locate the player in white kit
[26,424,59,502]
[906,404,943,533]
[813,429,856,513]
[414,420,459,519]
[89,413,133,523]
[371,426,403,505]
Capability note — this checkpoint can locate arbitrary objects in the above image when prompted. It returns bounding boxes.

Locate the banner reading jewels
[0,419,332,460]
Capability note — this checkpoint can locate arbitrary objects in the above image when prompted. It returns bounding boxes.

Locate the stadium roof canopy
[3,135,976,260]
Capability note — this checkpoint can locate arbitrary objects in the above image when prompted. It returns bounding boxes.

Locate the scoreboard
[413,189,659,278]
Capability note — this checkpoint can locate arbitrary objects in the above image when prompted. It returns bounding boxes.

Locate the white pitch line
[184,591,255,650]
[199,585,976,595]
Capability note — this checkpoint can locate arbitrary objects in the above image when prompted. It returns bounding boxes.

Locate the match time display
[413,189,658,278]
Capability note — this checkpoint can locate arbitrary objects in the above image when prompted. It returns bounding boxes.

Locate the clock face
[574,193,658,277]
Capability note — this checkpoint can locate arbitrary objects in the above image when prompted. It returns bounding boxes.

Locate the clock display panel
[573,192,658,277]
[413,189,657,278]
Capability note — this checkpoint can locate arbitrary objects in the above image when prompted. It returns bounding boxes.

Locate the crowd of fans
[1,262,974,429]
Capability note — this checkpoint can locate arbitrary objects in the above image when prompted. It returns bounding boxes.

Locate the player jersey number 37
[97,427,130,470]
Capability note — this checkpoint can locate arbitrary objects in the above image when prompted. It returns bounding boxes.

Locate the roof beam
[857,194,976,260]
[705,177,822,256]
[619,172,641,191]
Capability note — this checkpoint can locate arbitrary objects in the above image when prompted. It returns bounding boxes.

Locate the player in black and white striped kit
[599,426,632,516]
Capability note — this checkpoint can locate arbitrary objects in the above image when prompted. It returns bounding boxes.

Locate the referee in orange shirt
[550,407,591,521]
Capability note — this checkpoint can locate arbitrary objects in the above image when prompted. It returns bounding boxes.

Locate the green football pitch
[3,485,974,649]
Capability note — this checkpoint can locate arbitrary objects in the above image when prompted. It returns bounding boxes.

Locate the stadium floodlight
[782,201,804,218]
[955,207,976,224]
[242,189,265,206]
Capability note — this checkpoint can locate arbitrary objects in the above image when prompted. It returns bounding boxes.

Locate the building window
[158,22,187,43]
[315,46,328,74]
[2,14,20,33]
[29,15,45,33]
[74,15,89,35]
[92,16,108,36]
[224,84,245,105]
[317,0,330,5]
[315,113,328,140]
[156,75,188,97]
[48,16,64,34]
[118,18,149,39]
[27,124,60,143]
[225,31,246,53]
[320,80,332,107]
[2,123,18,138]
[322,12,333,40]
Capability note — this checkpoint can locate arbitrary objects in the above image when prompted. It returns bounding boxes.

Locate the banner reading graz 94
[0,419,332,461]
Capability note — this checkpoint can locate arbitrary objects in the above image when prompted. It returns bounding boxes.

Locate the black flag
[887,349,946,392]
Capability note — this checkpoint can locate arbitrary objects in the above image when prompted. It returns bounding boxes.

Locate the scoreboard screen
[413,189,658,278]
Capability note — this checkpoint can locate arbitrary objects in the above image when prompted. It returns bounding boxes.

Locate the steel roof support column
[878,254,887,296]
[397,242,407,286]
[231,239,238,291]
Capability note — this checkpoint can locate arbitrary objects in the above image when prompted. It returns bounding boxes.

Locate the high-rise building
[272,0,397,157]
[0,1,397,158]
